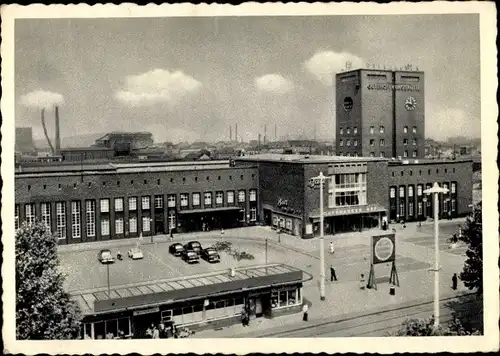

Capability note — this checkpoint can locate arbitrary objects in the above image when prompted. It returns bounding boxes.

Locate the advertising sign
[133,307,160,316]
[371,233,396,265]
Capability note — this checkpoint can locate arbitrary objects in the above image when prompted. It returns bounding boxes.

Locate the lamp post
[106,263,111,294]
[424,182,449,329]
[309,172,328,301]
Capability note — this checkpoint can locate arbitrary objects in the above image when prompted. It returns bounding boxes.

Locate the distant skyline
[15,15,480,144]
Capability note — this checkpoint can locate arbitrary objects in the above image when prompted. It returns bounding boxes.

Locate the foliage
[394,316,481,336]
[211,241,255,261]
[458,202,483,296]
[16,221,82,339]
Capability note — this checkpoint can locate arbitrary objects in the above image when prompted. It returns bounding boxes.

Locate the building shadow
[444,293,484,334]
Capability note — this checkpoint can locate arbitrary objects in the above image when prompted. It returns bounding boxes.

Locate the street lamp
[308,171,328,301]
[423,182,449,329]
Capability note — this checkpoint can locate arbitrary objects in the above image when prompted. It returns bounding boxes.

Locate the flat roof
[70,263,308,316]
[388,158,473,166]
[236,153,386,164]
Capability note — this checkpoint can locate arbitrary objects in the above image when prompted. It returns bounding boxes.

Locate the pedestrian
[302,303,309,322]
[145,324,153,338]
[221,228,225,239]
[170,229,174,239]
[152,325,160,339]
[241,309,247,327]
[329,241,335,255]
[330,265,338,282]
[117,250,122,260]
[359,274,366,290]
[452,273,458,290]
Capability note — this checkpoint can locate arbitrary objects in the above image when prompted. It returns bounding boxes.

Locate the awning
[177,206,242,214]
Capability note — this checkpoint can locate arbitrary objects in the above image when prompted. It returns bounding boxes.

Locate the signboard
[366,84,420,92]
[311,204,384,218]
[133,306,160,316]
[371,233,396,265]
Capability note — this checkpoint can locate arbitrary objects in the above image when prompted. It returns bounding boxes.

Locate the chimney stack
[264,125,267,145]
[235,123,238,143]
[275,124,277,141]
[55,106,61,155]
[230,125,232,141]
[258,133,261,150]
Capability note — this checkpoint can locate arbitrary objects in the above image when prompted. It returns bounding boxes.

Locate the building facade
[15,161,259,244]
[336,69,425,159]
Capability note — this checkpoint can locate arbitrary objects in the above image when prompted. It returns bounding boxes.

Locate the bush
[394,316,481,336]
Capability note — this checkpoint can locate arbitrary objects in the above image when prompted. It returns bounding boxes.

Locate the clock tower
[335,68,425,159]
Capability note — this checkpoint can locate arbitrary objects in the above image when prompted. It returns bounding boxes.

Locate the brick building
[336,69,425,159]
[15,161,258,244]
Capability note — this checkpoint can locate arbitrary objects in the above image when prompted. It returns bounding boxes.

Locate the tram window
[118,317,130,336]
[193,304,203,312]
[105,319,118,337]
[234,297,244,306]
[173,308,182,316]
[94,321,105,339]
[279,291,287,307]
[226,299,235,307]
[183,306,193,315]
[205,302,215,311]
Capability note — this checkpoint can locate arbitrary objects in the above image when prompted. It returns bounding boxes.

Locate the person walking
[330,265,338,282]
[152,325,160,339]
[170,229,174,239]
[452,273,458,290]
[302,303,309,322]
[329,241,335,255]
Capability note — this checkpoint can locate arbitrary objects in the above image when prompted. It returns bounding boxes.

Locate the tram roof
[70,263,310,316]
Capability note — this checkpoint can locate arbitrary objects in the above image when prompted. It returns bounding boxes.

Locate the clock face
[405,96,417,111]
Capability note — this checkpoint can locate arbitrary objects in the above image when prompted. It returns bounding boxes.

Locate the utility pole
[106,263,111,294]
[265,238,268,275]
[424,182,448,329]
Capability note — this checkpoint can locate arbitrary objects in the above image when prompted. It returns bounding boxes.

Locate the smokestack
[275,124,277,141]
[264,125,267,145]
[258,133,261,150]
[55,106,61,155]
[235,123,238,143]
[230,126,232,142]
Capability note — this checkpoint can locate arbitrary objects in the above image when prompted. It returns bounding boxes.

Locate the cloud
[20,90,64,108]
[255,74,294,95]
[115,69,202,107]
[304,51,364,86]
[428,108,475,141]
[144,124,200,144]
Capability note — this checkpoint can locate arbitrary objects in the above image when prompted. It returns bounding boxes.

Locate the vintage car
[98,249,115,264]
[169,243,185,257]
[181,249,200,264]
[127,247,144,260]
[183,241,202,255]
[200,248,221,263]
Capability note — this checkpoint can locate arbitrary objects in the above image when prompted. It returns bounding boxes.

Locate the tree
[458,202,482,296]
[16,221,81,339]
[394,316,481,336]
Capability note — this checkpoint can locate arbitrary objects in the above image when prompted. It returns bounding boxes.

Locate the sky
[15,14,480,144]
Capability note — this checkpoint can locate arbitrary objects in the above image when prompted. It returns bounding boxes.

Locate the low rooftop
[235,153,386,164]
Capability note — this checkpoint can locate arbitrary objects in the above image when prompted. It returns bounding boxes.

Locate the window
[204,192,212,206]
[346,153,350,157]
[346,139,351,147]
[403,126,408,133]
[71,201,81,238]
[370,139,375,146]
[451,182,457,194]
[451,199,456,212]
[40,203,51,231]
[128,197,137,211]
[192,193,201,207]
[285,219,292,231]
[333,173,367,206]
[250,208,257,221]
[353,139,358,147]
[399,186,405,197]
[370,126,374,134]
[240,209,246,222]
[380,152,386,157]
[56,202,66,239]
[379,126,385,134]
[353,127,358,134]
[180,193,189,207]
[142,216,151,232]
[100,199,110,213]
[15,204,20,230]
[271,288,302,309]
[403,138,408,146]
[157,179,160,185]
[227,191,235,205]
[404,150,408,158]
[370,152,375,157]
[115,217,124,235]
[101,217,110,236]
[167,195,176,208]
[154,195,163,209]
[114,198,124,212]
[412,139,417,146]
[346,127,351,134]
[144,179,148,185]
[340,127,344,135]
[215,191,224,205]
[25,203,36,226]
[238,190,246,203]
[86,200,96,237]
[168,211,176,230]
[339,139,344,147]
[410,170,413,176]
[129,216,137,234]
[408,186,414,197]
[249,189,257,202]
[141,196,151,210]
[412,150,417,157]
[417,185,423,196]
[390,187,396,199]
[445,168,448,174]
[417,202,423,215]
[380,139,385,146]
[412,126,417,134]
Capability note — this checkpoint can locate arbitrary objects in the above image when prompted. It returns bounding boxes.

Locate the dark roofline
[337,68,424,76]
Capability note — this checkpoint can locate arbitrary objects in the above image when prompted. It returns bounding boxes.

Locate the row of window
[16,202,258,239]
[390,182,457,199]
[391,167,457,177]
[28,174,256,191]
[339,126,418,136]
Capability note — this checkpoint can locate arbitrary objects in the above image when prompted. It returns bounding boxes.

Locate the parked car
[201,248,221,263]
[169,243,185,257]
[128,247,144,260]
[184,241,202,255]
[98,249,115,264]
[182,249,200,264]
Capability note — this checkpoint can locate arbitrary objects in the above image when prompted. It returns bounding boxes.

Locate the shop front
[73,264,311,339]
[263,204,303,237]
[177,206,243,232]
